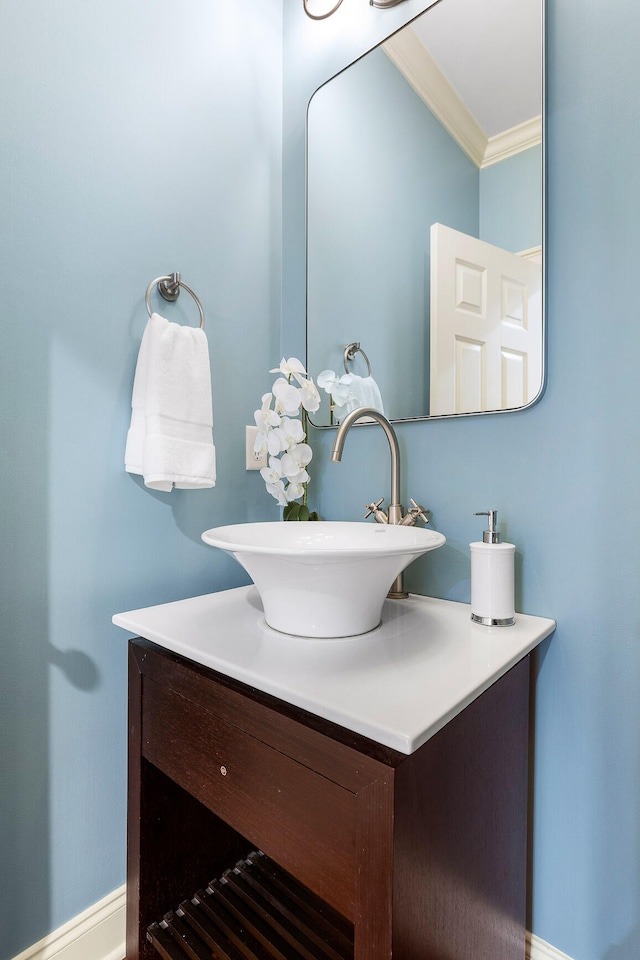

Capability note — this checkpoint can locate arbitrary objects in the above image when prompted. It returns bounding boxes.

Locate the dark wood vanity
[127,637,531,960]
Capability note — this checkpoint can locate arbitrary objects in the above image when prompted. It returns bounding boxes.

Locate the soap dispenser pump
[470,510,515,626]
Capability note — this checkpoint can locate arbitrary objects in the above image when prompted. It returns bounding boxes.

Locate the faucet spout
[330,407,403,525]
[331,407,431,600]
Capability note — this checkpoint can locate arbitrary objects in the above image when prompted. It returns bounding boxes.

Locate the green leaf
[283,502,319,521]
[298,504,310,522]
[283,502,299,521]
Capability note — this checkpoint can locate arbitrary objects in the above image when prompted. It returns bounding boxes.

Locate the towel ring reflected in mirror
[145,272,205,329]
[343,341,372,376]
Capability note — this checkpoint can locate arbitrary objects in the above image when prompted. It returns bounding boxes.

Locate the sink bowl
[201,521,445,638]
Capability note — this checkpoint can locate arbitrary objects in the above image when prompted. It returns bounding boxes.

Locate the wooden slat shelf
[147,851,354,960]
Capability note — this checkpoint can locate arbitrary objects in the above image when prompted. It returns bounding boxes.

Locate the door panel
[430,223,542,416]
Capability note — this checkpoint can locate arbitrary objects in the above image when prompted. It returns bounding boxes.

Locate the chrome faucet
[330,407,430,598]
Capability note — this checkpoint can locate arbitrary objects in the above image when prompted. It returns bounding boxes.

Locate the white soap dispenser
[470,510,515,626]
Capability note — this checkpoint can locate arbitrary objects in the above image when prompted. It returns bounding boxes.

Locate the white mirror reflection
[306,0,543,425]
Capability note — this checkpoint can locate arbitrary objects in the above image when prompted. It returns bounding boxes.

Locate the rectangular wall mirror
[306,0,544,426]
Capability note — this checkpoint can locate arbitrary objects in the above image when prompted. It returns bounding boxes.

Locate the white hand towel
[334,374,385,423]
[125,313,216,491]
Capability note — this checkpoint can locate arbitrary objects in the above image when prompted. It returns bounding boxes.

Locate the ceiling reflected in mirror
[306,0,544,426]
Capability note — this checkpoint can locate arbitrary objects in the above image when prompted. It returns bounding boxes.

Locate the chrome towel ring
[145,272,205,329]
[343,341,372,377]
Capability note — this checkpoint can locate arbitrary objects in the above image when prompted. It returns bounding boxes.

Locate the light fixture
[302,0,407,20]
[302,0,344,19]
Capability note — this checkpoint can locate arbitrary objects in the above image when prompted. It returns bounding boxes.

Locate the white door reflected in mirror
[429,223,542,416]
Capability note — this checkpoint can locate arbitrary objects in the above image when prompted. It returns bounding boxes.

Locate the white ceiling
[409,0,542,138]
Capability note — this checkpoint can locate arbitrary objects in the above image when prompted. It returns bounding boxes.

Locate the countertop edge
[113,588,556,755]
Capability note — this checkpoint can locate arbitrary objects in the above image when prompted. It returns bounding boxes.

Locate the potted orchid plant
[253,358,321,520]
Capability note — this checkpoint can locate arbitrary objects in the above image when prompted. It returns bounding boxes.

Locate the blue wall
[285,1,640,959]
[0,1,281,956]
[480,144,543,253]
[2,1,639,959]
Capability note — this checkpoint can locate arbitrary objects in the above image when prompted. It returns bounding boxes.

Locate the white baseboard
[11,885,125,960]
[528,931,575,960]
[10,887,570,960]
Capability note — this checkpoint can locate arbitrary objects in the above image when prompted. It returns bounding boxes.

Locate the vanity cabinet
[127,637,530,960]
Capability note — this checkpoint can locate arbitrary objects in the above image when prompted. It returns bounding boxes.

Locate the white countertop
[113,586,555,755]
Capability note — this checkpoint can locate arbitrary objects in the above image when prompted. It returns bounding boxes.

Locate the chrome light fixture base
[303,0,407,19]
[302,0,344,19]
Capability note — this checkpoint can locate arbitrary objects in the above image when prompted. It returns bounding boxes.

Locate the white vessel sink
[202,521,445,638]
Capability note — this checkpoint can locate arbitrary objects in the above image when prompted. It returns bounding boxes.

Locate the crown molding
[382,27,486,166]
[518,244,543,264]
[483,115,542,167]
[383,28,541,169]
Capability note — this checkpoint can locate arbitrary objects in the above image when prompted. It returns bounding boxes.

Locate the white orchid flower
[281,453,310,482]
[265,479,288,505]
[317,369,354,406]
[299,442,313,466]
[285,481,306,502]
[254,392,279,435]
[317,369,336,391]
[289,468,310,487]
[299,378,321,413]
[276,416,305,452]
[282,443,312,472]
[256,360,320,515]
[260,456,284,486]
[270,357,307,381]
[254,394,281,458]
[270,357,320,394]
[272,377,302,416]
[263,426,285,456]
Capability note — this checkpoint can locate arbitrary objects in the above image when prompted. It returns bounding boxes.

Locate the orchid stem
[302,408,309,506]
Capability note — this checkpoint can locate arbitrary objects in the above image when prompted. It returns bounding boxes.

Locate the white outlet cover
[245,425,267,470]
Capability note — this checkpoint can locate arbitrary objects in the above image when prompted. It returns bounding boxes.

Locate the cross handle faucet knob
[399,499,431,526]
[364,498,388,523]
[409,498,430,523]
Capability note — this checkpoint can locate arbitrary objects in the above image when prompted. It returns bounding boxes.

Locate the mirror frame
[305,0,546,427]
